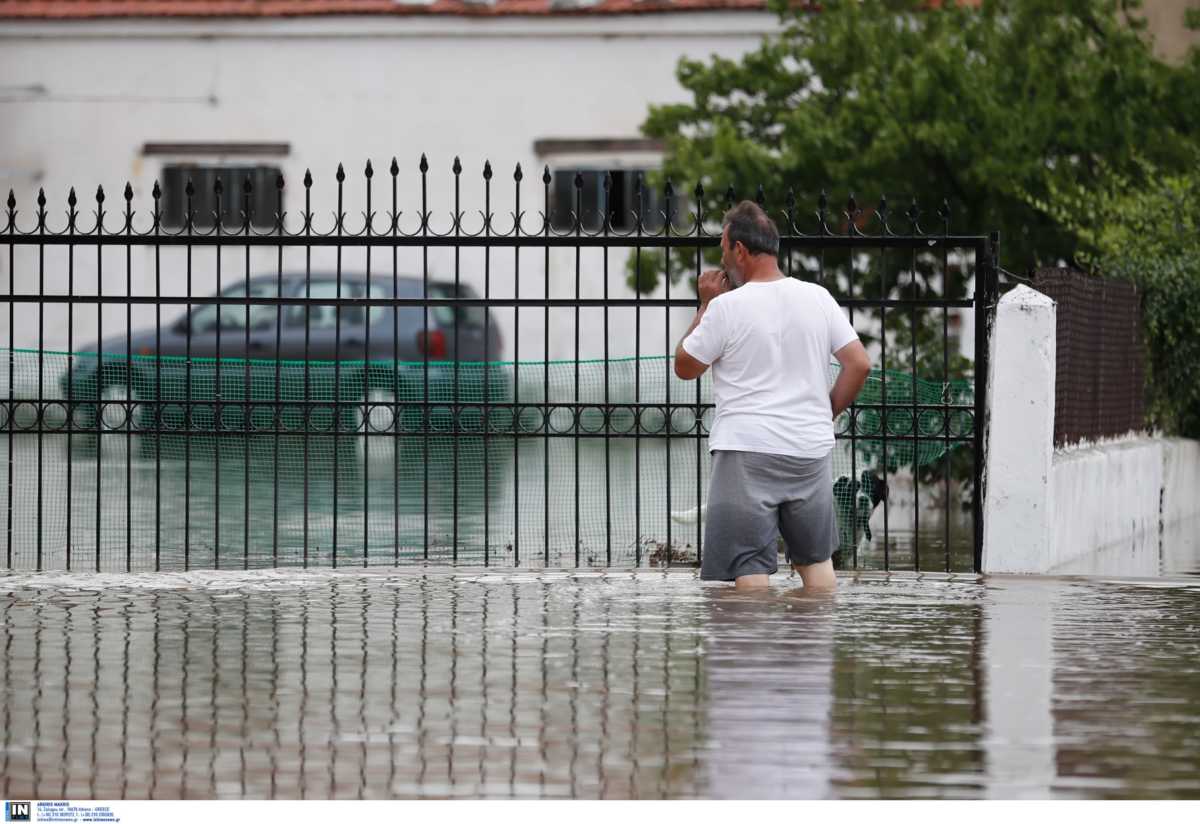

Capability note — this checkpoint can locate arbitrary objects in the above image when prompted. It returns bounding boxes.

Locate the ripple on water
[1,570,1198,799]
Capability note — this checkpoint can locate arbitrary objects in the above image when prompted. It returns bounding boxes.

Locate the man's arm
[674,301,712,380]
[674,269,729,380]
[830,340,871,419]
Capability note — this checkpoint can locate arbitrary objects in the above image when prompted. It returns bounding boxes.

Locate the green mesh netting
[0,349,972,571]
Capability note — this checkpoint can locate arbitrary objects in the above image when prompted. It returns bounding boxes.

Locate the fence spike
[514,163,523,182]
[152,181,161,200]
[37,187,47,208]
[185,179,195,198]
[364,159,374,179]
[542,166,551,185]
[419,154,429,174]
[303,169,313,188]
[483,160,493,181]
[214,177,224,196]
[242,177,253,194]
[694,180,704,199]
[389,157,399,177]
[573,170,584,189]
[335,163,345,183]
[6,189,14,210]
[275,173,284,190]
[67,187,77,208]
[96,185,105,204]
[452,156,462,176]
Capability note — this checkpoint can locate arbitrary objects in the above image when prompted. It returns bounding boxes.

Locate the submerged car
[62,274,510,435]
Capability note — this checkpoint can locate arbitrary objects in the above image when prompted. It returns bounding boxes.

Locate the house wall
[0,13,776,373]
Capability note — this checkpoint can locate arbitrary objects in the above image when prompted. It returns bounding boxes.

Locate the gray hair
[722,200,780,257]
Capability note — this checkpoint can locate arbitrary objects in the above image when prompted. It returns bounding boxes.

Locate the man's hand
[698,269,730,305]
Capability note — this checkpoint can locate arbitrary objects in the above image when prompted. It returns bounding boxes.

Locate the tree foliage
[638,0,1200,284]
[1042,161,1200,437]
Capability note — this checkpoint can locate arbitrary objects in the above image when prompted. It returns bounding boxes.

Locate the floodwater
[2,567,1199,799]
[0,434,976,572]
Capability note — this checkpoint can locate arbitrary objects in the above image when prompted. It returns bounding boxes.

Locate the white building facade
[0,1,779,364]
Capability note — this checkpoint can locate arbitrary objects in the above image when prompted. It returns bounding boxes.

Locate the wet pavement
[2,568,1198,799]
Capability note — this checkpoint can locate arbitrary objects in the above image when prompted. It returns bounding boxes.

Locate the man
[674,201,871,591]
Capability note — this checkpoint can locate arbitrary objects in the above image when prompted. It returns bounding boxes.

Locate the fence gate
[1,162,998,573]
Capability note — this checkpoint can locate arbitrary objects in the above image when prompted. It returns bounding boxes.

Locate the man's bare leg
[792,559,837,592]
[734,573,770,591]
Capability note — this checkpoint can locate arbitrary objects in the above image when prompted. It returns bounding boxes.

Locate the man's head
[721,200,780,287]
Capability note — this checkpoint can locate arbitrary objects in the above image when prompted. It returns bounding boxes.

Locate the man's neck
[741,261,785,284]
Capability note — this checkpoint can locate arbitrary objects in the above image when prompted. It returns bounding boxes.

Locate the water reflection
[701,588,834,798]
[2,571,1199,799]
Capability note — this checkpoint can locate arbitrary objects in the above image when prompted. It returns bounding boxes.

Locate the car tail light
[416,329,446,359]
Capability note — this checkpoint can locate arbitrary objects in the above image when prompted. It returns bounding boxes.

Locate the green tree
[1035,160,1200,436]
[638,0,1199,285]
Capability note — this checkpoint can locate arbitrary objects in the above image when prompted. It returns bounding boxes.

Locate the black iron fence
[2,159,998,573]
[1033,268,1145,447]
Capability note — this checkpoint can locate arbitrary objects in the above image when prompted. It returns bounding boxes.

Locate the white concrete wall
[983,285,1200,575]
[1161,438,1200,574]
[1047,438,1164,576]
[0,13,777,365]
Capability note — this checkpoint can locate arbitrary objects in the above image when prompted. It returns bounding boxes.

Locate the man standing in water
[674,201,871,591]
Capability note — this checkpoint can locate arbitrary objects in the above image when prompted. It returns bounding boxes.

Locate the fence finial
[389,157,399,177]
[419,154,429,174]
[37,188,46,209]
[96,185,105,204]
[364,159,374,179]
[452,156,462,176]
[542,166,551,185]
[67,187,77,208]
[6,189,13,210]
[335,163,345,183]
[483,160,493,181]
[303,169,313,188]
[514,163,523,182]
[152,181,161,200]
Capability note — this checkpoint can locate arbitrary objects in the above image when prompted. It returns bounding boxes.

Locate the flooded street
[2,568,1198,799]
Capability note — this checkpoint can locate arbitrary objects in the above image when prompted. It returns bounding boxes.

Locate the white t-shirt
[681,277,859,459]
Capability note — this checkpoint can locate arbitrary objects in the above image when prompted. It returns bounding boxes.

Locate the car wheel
[357,387,399,460]
[99,380,141,432]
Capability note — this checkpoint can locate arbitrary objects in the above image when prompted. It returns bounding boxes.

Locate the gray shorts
[700,449,837,582]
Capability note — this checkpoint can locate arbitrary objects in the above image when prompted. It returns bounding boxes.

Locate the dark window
[549,169,686,232]
[161,164,281,230]
[189,280,279,331]
[284,281,380,329]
